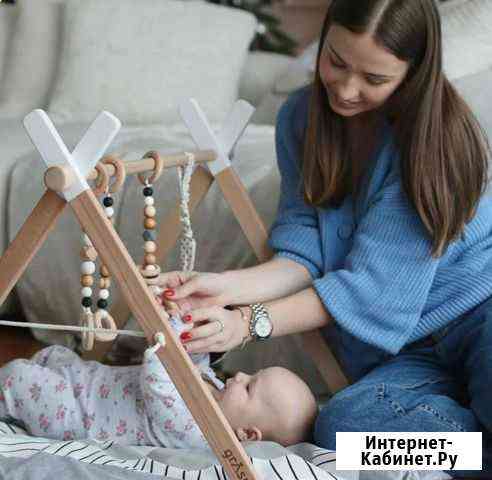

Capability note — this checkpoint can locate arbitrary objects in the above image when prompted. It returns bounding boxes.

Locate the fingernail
[164,289,175,297]
[183,314,192,323]
[180,332,192,341]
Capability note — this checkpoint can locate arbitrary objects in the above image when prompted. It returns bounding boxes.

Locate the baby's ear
[235,427,262,442]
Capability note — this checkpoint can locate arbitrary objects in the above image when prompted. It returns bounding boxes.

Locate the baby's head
[215,367,317,446]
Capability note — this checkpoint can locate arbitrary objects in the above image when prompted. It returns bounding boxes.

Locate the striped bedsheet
[0,421,357,480]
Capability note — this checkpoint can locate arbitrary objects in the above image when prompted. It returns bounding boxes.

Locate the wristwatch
[248,303,273,341]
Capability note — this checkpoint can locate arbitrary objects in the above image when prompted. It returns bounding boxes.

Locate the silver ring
[216,319,224,334]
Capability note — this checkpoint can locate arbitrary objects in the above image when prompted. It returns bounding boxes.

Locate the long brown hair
[304,0,490,257]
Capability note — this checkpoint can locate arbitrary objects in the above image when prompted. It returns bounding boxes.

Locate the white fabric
[440,0,492,80]
[0,420,452,479]
[0,420,359,480]
[0,0,63,119]
[0,5,17,87]
[47,0,256,124]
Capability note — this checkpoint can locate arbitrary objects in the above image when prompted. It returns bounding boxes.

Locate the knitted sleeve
[269,89,324,279]
[313,153,440,355]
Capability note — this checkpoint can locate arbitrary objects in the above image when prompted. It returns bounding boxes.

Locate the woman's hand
[179,306,250,354]
[156,271,231,315]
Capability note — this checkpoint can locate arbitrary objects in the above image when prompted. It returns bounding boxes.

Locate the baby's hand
[179,306,250,354]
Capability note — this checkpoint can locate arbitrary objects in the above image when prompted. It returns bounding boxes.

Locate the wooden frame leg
[72,188,259,480]
[0,191,66,307]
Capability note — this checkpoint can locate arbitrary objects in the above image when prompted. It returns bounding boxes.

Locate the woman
[159,0,491,476]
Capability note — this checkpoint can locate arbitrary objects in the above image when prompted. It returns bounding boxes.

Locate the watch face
[255,316,272,338]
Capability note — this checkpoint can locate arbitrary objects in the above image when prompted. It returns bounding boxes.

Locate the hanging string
[0,320,146,338]
[177,152,196,272]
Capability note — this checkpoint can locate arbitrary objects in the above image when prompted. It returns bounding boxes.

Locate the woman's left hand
[179,306,249,353]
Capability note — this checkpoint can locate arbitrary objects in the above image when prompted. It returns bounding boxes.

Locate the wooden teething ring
[139,264,162,281]
[81,311,95,351]
[138,151,164,185]
[92,162,110,196]
[94,309,118,342]
[102,155,126,193]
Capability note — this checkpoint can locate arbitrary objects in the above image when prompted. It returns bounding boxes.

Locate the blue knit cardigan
[269,87,492,354]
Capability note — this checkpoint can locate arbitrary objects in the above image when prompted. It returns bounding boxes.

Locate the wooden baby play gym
[0,98,348,480]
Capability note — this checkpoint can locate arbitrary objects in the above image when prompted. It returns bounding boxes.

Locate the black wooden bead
[103,196,114,207]
[97,299,108,309]
[142,230,155,242]
[82,297,92,308]
[143,186,153,197]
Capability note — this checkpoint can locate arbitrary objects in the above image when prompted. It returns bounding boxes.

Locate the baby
[0,344,317,448]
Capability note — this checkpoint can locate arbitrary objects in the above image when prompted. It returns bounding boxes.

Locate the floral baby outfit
[0,345,223,448]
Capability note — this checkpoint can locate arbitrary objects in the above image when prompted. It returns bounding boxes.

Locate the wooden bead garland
[93,190,117,342]
[139,151,164,280]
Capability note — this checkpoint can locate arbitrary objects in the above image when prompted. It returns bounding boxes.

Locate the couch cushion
[0,5,17,91]
[0,0,63,119]
[441,0,492,80]
[47,0,256,125]
[453,68,492,140]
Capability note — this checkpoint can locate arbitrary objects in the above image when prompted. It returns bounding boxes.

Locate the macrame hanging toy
[177,152,197,273]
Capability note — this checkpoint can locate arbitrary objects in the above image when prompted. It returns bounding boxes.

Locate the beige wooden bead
[81,275,94,287]
[144,205,156,218]
[144,218,156,230]
[100,265,110,277]
[144,241,157,253]
[144,254,157,265]
[99,277,111,289]
[80,246,98,262]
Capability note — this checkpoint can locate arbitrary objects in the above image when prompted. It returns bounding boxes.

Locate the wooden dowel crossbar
[44,149,216,193]
[71,189,258,480]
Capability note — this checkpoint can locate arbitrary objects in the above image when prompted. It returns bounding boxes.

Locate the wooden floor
[0,326,45,367]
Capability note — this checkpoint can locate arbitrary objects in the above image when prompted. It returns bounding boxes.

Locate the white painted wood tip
[97,111,122,131]
[23,109,53,133]
[235,99,255,115]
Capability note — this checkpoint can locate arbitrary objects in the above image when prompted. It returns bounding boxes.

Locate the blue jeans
[315,297,492,479]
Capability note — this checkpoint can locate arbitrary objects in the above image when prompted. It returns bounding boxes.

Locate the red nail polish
[183,315,192,323]
[164,289,175,297]
[180,332,192,341]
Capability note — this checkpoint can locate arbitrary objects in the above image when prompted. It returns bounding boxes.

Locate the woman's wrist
[234,305,253,349]
[220,270,242,305]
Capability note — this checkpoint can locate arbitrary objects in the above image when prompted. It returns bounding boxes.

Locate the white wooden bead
[144,241,157,253]
[145,264,157,272]
[144,196,154,206]
[99,289,110,299]
[150,285,163,295]
[144,206,156,218]
[83,234,93,246]
[105,207,114,218]
[99,309,108,318]
[81,287,92,297]
[81,261,96,275]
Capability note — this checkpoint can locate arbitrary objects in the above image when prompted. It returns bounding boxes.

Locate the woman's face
[319,24,410,118]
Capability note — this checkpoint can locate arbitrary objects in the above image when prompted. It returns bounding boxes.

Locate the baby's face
[214,367,312,441]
